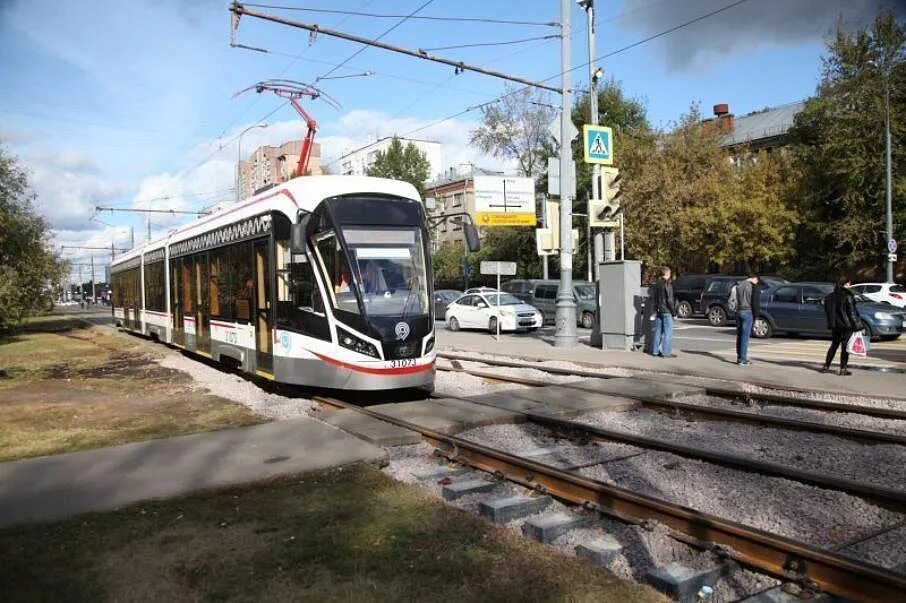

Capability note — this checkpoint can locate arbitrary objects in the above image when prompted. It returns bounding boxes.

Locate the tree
[619,106,798,277]
[366,137,431,199]
[470,85,557,179]
[0,143,67,330]
[787,10,906,277]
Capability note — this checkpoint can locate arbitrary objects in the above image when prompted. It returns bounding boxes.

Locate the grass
[0,314,262,461]
[0,464,664,602]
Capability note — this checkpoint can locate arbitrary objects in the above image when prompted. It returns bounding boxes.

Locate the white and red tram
[110,176,436,391]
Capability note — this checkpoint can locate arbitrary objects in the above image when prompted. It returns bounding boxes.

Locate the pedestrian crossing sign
[582,125,613,165]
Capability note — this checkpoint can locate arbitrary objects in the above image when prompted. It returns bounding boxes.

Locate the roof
[721,101,805,148]
[425,165,506,189]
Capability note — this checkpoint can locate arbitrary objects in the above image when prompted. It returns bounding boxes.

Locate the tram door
[171,259,185,346]
[255,240,273,372]
[195,255,210,350]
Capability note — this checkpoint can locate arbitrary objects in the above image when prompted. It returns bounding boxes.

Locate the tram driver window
[275,223,331,341]
[315,231,360,315]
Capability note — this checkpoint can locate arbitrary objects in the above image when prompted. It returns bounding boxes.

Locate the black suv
[672,274,709,319]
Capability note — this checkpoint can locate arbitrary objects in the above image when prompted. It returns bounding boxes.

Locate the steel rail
[313,394,906,602]
[437,351,906,420]
[438,365,906,446]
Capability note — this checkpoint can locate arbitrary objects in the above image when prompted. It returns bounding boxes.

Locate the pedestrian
[650,266,677,358]
[822,275,864,376]
[734,272,760,365]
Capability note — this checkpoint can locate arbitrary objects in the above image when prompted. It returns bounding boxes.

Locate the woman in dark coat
[822,276,864,376]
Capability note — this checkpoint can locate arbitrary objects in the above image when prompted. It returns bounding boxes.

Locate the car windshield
[892,285,905,293]
[484,293,523,306]
[575,284,596,300]
[340,227,429,317]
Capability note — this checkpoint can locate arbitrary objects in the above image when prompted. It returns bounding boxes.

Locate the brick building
[237,140,322,200]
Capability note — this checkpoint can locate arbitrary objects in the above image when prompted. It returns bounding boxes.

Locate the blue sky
[0,0,899,272]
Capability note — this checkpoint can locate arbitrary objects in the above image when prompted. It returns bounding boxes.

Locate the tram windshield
[338,227,430,317]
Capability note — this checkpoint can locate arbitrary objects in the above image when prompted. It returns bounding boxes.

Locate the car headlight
[874,311,894,320]
[499,307,514,316]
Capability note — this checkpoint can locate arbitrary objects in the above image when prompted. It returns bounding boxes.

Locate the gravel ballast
[575,408,906,491]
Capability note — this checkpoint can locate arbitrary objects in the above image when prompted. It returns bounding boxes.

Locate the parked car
[501,279,597,328]
[701,275,789,326]
[851,282,906,308]
[445,291,543,333]
[433,289,462,320]
[752,282,905,340]
[672,274,709,319]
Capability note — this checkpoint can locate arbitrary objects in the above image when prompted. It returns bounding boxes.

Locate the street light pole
[883,64,894,283]
[237,123,268,202]
[580,0,601,281]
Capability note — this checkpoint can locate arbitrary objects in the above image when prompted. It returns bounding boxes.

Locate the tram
[110,176,436,391]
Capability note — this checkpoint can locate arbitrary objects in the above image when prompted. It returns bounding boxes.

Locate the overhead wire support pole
[554,0,577,348]
[229,2,562,94]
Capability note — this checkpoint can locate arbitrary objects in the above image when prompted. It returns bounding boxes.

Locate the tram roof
[111,175,421,267]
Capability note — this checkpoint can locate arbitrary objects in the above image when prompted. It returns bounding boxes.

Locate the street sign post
[547,157,576,198]
[582,125,614,165]
[480,261,517,341]
[473,176,536,226]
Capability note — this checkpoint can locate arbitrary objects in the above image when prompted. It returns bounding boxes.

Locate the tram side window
[112,273,123,306]
[143,261,165,311]
[181,261,193,313]
[275,236,330,341]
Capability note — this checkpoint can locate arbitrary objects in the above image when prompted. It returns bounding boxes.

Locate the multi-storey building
[237,140,322,200]
[425,165,507,249]
[336,136,442,178]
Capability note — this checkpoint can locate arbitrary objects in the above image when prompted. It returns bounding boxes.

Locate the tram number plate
[390,358,417,369]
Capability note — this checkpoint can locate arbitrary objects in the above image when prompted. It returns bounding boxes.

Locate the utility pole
[579,0,604,280]
[555,0,577,348]
[883,63,894,283]
[90,256,96,302]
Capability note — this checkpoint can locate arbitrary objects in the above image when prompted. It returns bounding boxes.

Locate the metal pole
[542,196,550,279]
[620,213,625,261]
[586,0,598,284]
[555,0,576,348]
[884,65,894,283]
[237,123,267,202]
[90,256,96,303]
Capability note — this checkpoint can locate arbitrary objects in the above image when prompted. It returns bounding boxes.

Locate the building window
[453,192,463,207]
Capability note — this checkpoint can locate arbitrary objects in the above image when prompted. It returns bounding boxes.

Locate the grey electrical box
[598,260,642,351]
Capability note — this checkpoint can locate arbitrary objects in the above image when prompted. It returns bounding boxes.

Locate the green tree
[788,10,906,277]
[620,106,797,277]
[366,137,431,199]
[0,143,67,330]
[470,85,557,179]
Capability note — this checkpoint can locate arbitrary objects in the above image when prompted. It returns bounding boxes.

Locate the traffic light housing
[589,167,622,228]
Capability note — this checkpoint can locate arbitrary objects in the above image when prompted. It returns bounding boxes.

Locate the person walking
[734,272,760,365]
[650,266,677,358]
[822,276,864,376]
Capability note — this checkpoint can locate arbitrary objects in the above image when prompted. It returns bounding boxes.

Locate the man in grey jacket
[734,272,760,365]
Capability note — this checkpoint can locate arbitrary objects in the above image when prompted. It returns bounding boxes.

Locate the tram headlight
[425,336,435,354]
[336,326,380,358]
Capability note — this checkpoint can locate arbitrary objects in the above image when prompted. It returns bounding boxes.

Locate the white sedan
[851,283,906,308]
[445,292,543,333]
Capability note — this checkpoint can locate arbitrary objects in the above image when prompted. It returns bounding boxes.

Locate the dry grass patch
[0,464,664,602]
[0,315,262,461]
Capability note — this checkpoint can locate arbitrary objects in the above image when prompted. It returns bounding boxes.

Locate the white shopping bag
[846,331,868,356]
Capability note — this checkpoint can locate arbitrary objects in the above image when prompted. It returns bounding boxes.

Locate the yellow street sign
[475,212,537,227]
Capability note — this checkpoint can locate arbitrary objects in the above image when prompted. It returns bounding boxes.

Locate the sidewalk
[0,417,386,528]
[437,330,906,400]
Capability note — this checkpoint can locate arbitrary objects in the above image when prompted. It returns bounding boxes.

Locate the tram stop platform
[437,329,906,402]
[0,417,386,528]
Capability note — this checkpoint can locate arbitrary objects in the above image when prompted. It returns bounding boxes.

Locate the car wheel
[488,317,498,334]
[580,312,595,329]
[752,316,772,338]
[676,300,693,319]
[707,306,727,327]
[862,323,876,341]
[448,317,460,332]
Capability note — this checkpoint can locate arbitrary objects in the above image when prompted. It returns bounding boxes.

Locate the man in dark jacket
[650,266,676,358]
[822,276,864,376]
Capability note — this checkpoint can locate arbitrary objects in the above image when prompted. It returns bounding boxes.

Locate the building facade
[425,165,508,249]
[337,136,442,179]
[238,140,322,201]
[704,101,805,158]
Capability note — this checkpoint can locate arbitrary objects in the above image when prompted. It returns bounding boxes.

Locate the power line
[240,3,560,27]
[420,35,560,53]
[315,0,437,83]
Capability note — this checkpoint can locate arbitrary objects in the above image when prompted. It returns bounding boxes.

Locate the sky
[0,0,902,278]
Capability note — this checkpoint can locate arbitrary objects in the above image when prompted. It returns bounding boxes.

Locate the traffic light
[589,167,622,228]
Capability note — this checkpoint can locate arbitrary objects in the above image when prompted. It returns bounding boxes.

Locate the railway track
[312,394,906,602]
